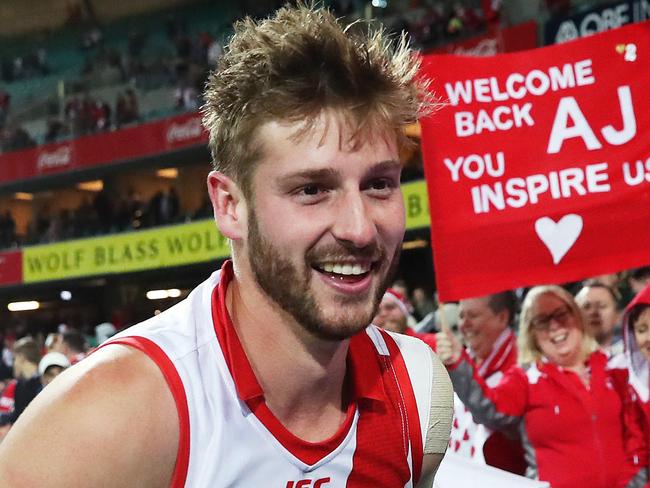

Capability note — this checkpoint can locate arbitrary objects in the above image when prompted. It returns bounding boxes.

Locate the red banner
[0,250,22,286]
[420,21,650,301]
[428,21,538,57]
[0,112,207,185]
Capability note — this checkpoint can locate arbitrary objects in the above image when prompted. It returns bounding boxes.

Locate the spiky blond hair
[201,3,434,198]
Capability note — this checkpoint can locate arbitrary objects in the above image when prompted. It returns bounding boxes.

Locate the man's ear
[207,171,247,240]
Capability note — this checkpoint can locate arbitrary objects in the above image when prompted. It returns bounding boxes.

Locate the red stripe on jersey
[346,332,416,487]
[101,336,190,488]
[380,329,424,484]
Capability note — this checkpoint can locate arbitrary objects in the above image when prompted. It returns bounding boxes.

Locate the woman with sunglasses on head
[436,285,645,488]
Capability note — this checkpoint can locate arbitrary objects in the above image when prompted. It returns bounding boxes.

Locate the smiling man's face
[242,112,405,340]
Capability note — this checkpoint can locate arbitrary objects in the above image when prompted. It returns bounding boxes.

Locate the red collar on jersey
[211,260,386,404]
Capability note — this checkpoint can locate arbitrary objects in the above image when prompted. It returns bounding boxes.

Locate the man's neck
[472,346,491,368]
[473,328,511,366]
[226,272,350,442]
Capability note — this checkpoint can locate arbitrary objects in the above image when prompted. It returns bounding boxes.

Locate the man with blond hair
[0,5,452,487]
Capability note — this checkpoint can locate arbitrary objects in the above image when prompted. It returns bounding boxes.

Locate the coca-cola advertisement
[429,21,538,56]
[165,115,205,148]
[36,145,73,174]
[0,112,209,186]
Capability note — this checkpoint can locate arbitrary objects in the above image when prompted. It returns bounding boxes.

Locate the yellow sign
[22,180,431,283]
[23,220,230,283]
[403,180,431,230]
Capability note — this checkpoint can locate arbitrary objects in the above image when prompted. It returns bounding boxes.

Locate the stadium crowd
[26,186,184,242]
[0,186,215,250]
[0,0,503,151]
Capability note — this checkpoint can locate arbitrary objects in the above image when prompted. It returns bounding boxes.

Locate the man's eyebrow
[280,159,401,183]
[282,168,340,181]
[367,160,402,175]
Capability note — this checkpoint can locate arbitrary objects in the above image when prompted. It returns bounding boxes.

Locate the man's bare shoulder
[0,344,178,488]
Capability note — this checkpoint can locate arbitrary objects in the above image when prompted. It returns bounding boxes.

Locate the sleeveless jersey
[107,261,436,487]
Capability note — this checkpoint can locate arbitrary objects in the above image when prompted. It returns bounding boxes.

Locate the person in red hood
[620,282,650,486]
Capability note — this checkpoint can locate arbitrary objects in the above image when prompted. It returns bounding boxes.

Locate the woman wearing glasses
[436,285,644,488]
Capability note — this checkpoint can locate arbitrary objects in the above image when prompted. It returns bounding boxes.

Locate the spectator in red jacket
[449,291,526,475]
[437,285,643,488]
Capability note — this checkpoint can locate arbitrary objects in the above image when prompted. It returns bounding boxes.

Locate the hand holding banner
[420,22,650,301]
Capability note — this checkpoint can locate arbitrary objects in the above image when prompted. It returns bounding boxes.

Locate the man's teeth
[320,263,369,275]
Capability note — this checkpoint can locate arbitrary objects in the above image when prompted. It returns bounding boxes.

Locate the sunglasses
[530,306,573,332]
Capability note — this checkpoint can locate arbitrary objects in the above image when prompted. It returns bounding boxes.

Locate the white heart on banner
[534,214,583,265]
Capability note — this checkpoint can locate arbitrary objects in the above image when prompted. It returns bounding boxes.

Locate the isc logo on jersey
[285,477,331,488]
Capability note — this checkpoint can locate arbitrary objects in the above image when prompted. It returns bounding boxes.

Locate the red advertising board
[0,250,22,286]
[0,112,207,184]
[429,21,538,56]
[420,22,650,301]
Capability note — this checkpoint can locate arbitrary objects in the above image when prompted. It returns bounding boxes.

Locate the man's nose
[331,191,377,248]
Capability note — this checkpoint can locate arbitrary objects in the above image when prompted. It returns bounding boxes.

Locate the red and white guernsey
[107,261,439,487]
